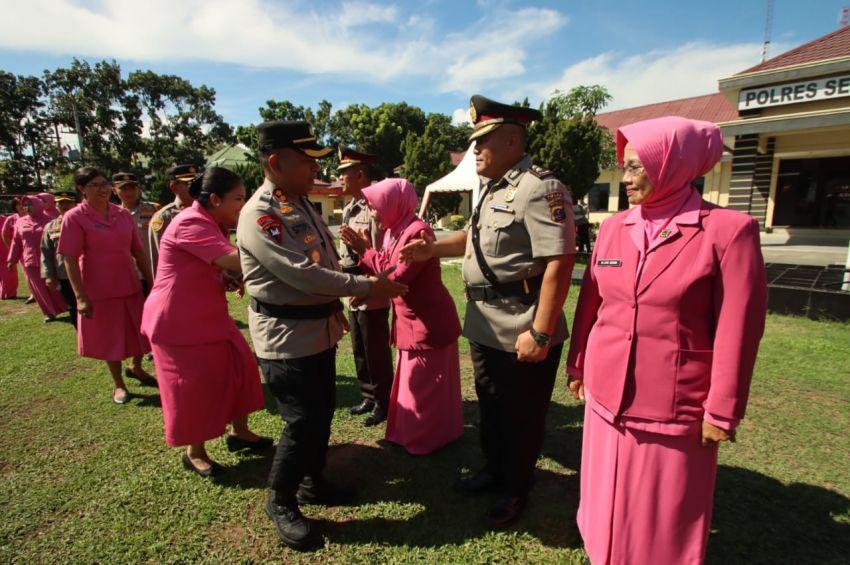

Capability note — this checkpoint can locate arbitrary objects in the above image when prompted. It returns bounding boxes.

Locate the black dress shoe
[363,406,387,427]
[181,452,223,478]
[349,400,375,416]
[453,470,502,496]
[225,434,274,453]
[124,367,158,388]
[265,494,314,549]
[296,476,355,506]
[487,495,527,529]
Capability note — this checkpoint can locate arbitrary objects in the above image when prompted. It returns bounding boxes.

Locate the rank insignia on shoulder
[549,202,566,223]
[529,165,554,179]
[150,216,164,233]
[257,214,282,243]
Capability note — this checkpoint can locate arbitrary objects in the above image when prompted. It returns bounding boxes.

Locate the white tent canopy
[418,141,480,217]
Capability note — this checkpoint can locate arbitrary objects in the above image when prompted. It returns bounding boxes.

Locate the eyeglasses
[85,180,113,190]
[619,163,645,176]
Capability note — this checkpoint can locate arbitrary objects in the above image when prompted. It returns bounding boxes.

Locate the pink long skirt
[151,325,265,447]
[78,292,149,361]
[23,266,66,316]
[385,341,463,455]
[0,262,18,298]
[578,404,719,565]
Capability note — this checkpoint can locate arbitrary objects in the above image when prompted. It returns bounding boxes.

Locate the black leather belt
[465,274,543,304]
[341,265,364,275]
[250,298,343,320]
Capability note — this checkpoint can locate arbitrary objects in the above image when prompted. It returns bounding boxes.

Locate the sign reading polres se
[738,74,850,110]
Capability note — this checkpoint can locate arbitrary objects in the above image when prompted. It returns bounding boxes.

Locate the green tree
[401,113,471,221]
[0,71,64,192]
[43,59,138,175]
[328,102,428,179]
[528,85,615,202]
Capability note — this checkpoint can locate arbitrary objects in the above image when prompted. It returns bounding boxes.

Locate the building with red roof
[588,24,850,239]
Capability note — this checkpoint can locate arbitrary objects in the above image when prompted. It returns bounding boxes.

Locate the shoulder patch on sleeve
[529,164,555,179]
[150,215,164,233]
[549,202,566,223]
[257,214,283,244]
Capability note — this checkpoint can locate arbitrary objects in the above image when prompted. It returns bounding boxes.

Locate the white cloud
[536,41,787,111]
[0,0,567,94]
[451,107,470,125]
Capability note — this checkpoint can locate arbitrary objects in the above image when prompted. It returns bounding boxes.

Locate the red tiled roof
[594,93,737,133]
[738,25,850,75]
[309,178,343,196]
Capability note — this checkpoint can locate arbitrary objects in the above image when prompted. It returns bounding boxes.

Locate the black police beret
[166,164,201,182]
[337,146,378,171]
[53,190,77,203]
[257,120,333,159]
[469,95,543,141]
[112,172,139,188]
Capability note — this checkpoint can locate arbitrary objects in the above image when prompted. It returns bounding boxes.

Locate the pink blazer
[360,219,461,350]
[567,201,767,425]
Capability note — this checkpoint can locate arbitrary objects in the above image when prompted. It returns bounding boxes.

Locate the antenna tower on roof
[841,7,849,27]
[760,0,774,63]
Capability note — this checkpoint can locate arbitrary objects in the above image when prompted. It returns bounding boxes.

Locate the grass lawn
[1,263,848,563]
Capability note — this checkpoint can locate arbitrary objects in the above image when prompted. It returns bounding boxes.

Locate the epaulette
[528,164,555,179]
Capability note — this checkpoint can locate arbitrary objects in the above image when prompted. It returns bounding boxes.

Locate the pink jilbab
[1,215,21,298]
[58,199,150,360]
[567,117,767,565]
[7,197,66,316]
[141,201,264,447]
[358,179,463,455]
[38,193,59,220]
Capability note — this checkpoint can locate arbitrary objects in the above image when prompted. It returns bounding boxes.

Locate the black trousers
[58,278,78,328]
[260,348,336,501]
[349,307,394,408]
[576,223,592,254]
[471,341,563,498]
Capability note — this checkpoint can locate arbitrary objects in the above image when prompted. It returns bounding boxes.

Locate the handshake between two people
[339,225,407,308]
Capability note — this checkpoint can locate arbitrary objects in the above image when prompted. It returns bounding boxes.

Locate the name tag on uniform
[597,259,622,267]
[489,204,515,214]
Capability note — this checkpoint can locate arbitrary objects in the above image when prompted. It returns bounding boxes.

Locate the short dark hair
[73,166,105,188]
[188,167,243,208]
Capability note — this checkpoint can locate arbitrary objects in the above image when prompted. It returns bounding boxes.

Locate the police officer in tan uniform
[401,95,576,528]
[337,147,394,425]
[112,172,159,289]
[237,120,406,549]
[148,164,197,277]
[40,190,78,326]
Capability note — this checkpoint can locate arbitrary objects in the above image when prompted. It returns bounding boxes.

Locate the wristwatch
[529,327,550,347]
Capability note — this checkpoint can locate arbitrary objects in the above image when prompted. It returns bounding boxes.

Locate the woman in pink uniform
[341,178,463,455]
[59,167,155,404]
[142,167,268,477]
[6,195,66,321]
[1,206,21,299]
[566,117,768,565]
[38,192,59,220]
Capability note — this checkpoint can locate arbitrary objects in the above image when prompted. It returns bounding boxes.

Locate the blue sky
[1,0,848,127]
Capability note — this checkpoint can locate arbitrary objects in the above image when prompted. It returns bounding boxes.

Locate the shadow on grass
[707,465,850,564]
[130,391,161,408]
[249,374,585,549]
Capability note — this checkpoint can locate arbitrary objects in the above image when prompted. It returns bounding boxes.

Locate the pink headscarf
[617,116,722,241]
[38,192,59,219]
[361,178,420,247]
[21,195,50,226]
